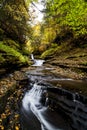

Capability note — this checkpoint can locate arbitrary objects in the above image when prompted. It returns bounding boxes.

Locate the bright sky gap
[29,0,44,24]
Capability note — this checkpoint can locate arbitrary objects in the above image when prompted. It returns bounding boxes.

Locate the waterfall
[31,54,34,60]
[21,61,87,130]
[22,83,62,130]
[30,54,45,66]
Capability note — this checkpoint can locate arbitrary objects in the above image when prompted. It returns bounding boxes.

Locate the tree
[0,0,31,44]
[44,0,87,35]
[0,0,37,66]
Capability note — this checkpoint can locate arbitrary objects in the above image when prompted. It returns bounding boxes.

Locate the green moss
[41,46,59,59]
[0,41,28,64]
[40,42,63,59]
[4,39,20,50]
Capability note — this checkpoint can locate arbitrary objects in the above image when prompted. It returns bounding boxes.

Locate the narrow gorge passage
[20,56,87,130]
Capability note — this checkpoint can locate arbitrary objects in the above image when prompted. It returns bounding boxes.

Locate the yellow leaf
[15,126,19,130]
[0,125,4,130]
[0,119,2,122]
[15,114,19,119]
[1,113,6,119]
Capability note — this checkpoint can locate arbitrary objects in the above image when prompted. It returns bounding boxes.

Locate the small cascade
[73,93,81,103]
[73,93,76,102]
[31,54,34,60]
[30,54,45,66]
[32,60,45,66]
[22,83,66,130]
[22,83,44,110]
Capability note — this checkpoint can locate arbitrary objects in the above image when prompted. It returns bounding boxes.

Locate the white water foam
[22,83,62,130]
[32,59,45,66]
[31,54,34,60]
[31,54,45,66]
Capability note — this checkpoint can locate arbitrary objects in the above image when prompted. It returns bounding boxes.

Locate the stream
[20,55,87,130]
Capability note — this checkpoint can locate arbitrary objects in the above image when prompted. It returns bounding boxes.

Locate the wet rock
[47,87,87,130]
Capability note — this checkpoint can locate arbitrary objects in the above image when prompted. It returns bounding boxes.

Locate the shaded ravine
[20,56,87,130]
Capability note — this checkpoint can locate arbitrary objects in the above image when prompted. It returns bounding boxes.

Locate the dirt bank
[0,67,30,130]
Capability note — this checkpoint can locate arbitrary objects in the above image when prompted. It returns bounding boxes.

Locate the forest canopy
[0,0,87,67]
[0,0,35,67]
[44,0,87,35]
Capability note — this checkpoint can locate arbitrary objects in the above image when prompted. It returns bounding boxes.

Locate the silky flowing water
[20,55,87,130]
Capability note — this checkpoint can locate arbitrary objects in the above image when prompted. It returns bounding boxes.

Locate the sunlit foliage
[39,0,87,58]
[45,0,87,35]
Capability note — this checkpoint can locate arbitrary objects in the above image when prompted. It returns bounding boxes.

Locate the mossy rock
[0,41,30,67]
[3,39,20,50]
[41,46,61,59]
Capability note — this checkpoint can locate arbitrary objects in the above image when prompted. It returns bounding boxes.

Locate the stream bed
[20,58,87,130]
